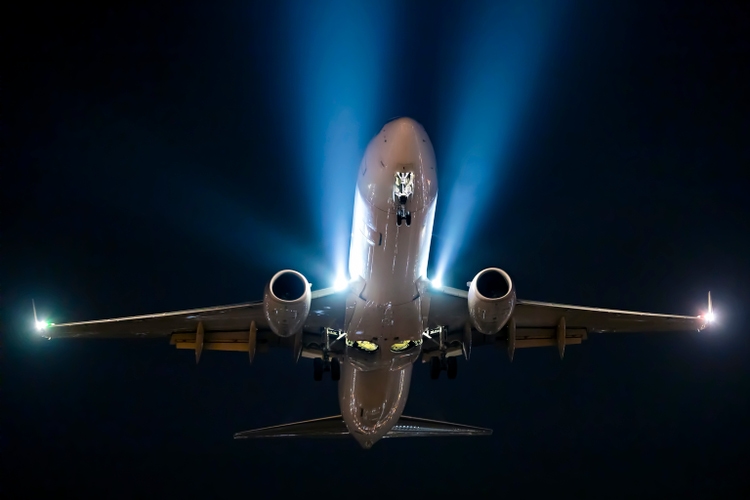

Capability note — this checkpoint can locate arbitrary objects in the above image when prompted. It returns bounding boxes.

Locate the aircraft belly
[349,191,436,306]
[339,359,413,449]
[346,298,422,343]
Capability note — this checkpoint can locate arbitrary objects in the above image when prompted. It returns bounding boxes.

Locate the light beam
[282,0,398,284]
[433,0,565,281]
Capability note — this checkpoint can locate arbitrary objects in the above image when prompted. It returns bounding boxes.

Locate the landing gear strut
[395,172,413,227]
[429,355,458,380]
[312,328,343,382]
[425,326,459,380]
[312,357,341,382]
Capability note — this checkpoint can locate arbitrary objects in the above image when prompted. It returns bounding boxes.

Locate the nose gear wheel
[396,210,411,226]
[394,171,413,227]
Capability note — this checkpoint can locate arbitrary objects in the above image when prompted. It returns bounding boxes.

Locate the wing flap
[170,329,291,353]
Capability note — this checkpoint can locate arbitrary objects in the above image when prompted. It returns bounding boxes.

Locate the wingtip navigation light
[32,299,49,332]
[704,291,715,324]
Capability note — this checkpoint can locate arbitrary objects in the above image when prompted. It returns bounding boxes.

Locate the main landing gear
[311,328,344,382]
[430,355,458,380]
[424,326,459,380]
[313,357,340,382]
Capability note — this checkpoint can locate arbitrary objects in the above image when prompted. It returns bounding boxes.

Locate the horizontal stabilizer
[234,415,492,440]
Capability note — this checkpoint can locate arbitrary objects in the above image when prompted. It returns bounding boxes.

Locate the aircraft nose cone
[387,116,421,130]
[339,359,413,450]
[384,117,423,164]
[352,433,377,449]
[386,117,422,143]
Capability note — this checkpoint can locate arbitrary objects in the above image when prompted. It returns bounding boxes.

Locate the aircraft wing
[425,285,709,359]
[40,287,348,360]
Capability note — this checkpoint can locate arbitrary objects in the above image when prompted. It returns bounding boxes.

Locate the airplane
[34,117,715,449]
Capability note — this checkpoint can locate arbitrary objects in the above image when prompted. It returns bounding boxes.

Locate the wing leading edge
[39,287,348,361]
[427,285,709,359]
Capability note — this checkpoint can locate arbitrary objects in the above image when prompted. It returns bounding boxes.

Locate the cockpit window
[390,338,423,353]
[346,339,379,352]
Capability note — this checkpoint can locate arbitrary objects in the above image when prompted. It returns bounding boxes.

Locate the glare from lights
[431,276,443,289]
[705,312,715,323]
[35,320,48,332]
[283,0,396,280]
[334,273,349,291]
[433,2,564,277]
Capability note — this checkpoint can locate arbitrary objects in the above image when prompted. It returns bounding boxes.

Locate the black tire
[396,214,403,226]
[447,356,458,380]
[430,356,441,380]
[313,358,324,381]
[405,212,412,226]
[330,358,341,382]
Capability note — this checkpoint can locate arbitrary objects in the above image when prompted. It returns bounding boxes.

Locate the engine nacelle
[468,267,516,335]
[263,269,311,337]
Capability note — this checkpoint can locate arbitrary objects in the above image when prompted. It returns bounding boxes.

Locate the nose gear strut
[395,172,414,227]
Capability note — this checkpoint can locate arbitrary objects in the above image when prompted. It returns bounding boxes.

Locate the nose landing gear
[396,209,411,226]
[394,172,413,227]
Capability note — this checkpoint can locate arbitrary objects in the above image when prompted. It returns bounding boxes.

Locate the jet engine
[263,269,311,337]
[468,267,516,335]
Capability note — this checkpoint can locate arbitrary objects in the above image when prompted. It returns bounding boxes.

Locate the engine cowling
[263,269,311,337]
[468,267,516,335]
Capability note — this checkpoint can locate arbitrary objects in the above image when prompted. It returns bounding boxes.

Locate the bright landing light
[35,320,48,331]
[334,274,349,291]
[430,276,443,289]
[705,312,715,323]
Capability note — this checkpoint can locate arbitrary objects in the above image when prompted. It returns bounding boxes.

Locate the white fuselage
[338,117,438,448]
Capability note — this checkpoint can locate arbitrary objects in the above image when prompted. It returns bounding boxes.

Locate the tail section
[234,415,492,442]
[234,415,349,439]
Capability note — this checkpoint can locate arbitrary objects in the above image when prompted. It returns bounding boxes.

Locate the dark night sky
[5,1,750,497]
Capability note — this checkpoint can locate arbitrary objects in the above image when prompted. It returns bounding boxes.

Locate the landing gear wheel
[447,357,458,380]
[313,358,323,381]
[397,214,403,226]
[330,358,341,381]
[405,212,411,226]
[430,356,441,380]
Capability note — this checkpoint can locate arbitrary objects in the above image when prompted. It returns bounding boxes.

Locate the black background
[5,1,750,497]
